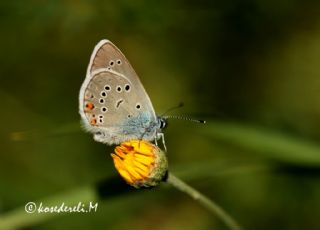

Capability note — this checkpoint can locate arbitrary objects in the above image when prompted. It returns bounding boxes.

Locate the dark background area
[1,0,320,229]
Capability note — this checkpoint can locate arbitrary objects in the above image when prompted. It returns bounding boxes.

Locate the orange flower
[111,140,168,188]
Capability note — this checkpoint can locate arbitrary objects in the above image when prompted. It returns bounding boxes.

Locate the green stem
[167,172,242,230]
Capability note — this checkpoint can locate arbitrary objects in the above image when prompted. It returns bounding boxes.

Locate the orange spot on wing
[90,118,97,125]
[85,102,95,111]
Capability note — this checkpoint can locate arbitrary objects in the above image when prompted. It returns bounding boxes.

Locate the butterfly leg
[154,137,158,146]
[157,132,167,152]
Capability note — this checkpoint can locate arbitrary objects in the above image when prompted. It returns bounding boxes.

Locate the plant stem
[167,172,242,230]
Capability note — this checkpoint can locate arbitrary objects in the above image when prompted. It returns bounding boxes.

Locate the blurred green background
[1,0,320,229]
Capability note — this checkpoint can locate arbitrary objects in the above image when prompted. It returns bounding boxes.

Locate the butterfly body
[79,40,164,145]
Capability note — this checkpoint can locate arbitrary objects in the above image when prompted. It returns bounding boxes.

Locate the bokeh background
[1,0,320,229]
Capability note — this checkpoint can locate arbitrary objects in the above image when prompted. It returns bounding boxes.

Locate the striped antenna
[162,115,206,124]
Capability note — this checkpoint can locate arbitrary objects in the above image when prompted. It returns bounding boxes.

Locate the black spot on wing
[116,99,124,108]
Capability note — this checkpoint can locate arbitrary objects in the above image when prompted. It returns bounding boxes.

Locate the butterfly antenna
[160,102,185,117]
[163,115,206,124]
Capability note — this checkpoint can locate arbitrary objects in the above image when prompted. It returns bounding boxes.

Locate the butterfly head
[158,116,168,130]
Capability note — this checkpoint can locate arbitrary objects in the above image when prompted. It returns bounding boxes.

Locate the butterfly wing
[87,39,155,115]
[87,40,139,77]
[80,58,156,144]
[79,40,158,144]
[80,68,157,144]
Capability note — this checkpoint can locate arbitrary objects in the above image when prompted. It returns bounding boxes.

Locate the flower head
[111,140,168,188]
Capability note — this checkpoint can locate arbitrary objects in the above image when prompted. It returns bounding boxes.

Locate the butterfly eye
[117,59,122,65]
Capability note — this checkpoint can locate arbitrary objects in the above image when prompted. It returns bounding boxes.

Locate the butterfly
[79,40,167,147]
